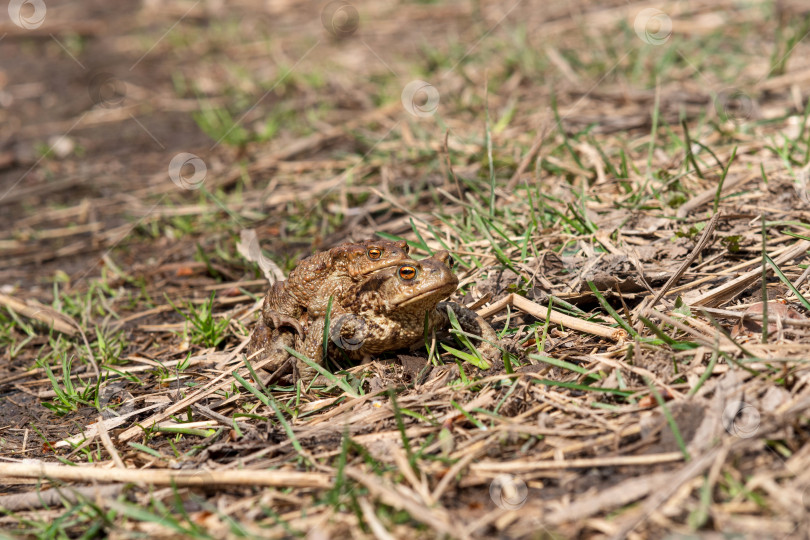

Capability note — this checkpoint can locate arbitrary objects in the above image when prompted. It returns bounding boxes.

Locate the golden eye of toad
[399,266,416,280]
[367,248,382,260]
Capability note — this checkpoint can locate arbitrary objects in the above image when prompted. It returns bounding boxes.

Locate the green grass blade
[283,346,361,398]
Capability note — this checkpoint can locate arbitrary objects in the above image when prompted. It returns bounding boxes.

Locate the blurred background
[4,0,809,290]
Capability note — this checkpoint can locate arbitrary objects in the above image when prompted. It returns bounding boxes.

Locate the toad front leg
[292,311,372,383]
[261,282,306,337]
[290,316,333,383]
[246,317,297,371]
[433,301,501,364]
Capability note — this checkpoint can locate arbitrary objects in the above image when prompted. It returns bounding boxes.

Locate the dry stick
[111,291,259,330]
[533,424,642,461]
[544,472,672,526]
[585,355,684,399]
[665,238,801,296]
[118,338,269,442]
[477,293,626,341]
[0,293,99,378]
[791,262,810,290]
[212,357,296,409]
[193,404,249,432]
[700,305,810,328]
[676,172,757,218]
[345,468,459,538]
[358,497,397,540]
[55,402,166,449]
[0,293,78,336]
[0,484,126,512]
[96,415,126,469]
[687,239,810,307]
[391,445,434,506]
[0,462,331,489]
[644,211,720,315]
[470,452,683,474]
[431,437,495,503]
[608,446,724,540]
[648,309,715,347]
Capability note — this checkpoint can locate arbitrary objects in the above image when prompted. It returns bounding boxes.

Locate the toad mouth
[396,283,457,307]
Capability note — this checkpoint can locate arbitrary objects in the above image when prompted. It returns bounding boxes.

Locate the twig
[193,404,249,431]
[645,211,720,314]
[608,447,723,540]
[96,415,126,469]
[0,293,77,336]
[0,462,331,488]
[687,239,810,307]
[117,337,260,442]
[472,452,683,473]
[477,293,626,341]
[0,484,126,512]
[345,468,460,538]
[676,172,756,218]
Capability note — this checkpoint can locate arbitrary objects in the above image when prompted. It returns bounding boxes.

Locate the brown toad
[292,251,501,381]
[260,239,411,336]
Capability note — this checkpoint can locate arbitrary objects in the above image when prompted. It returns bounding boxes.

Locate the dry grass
[2,0,810,538]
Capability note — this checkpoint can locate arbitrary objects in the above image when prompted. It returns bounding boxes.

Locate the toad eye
[367,248,382,260]
[398,266,417,280]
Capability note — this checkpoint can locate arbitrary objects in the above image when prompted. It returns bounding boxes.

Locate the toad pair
[246,239,500,382]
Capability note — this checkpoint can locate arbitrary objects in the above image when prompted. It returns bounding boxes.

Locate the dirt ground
[3,0,810,538]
